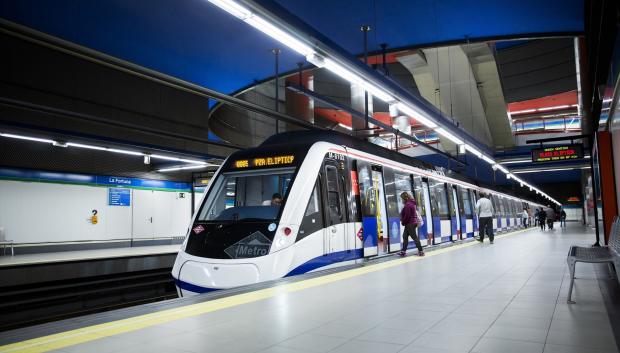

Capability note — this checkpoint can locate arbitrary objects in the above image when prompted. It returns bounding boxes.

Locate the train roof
[259,130,541,205]
[261,130,436,171]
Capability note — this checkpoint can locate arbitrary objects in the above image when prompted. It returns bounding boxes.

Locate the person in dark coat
[538,207,547,230]
[399,192,424,257]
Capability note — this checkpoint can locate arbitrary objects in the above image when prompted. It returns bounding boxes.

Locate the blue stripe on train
[362,216,378,249]
[175,249,365,294]
[286,249,364,276]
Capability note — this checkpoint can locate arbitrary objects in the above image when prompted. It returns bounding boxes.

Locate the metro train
[172,131,542,296]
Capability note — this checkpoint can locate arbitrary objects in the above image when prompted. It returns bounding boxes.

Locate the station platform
[1,224,618,353]
[0,245,180,268]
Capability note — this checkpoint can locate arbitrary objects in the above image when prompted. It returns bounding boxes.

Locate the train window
[395,172,413,212]
[383,167,399,216]
[491,195,500,216]
[460,187,473,216]
[197,168,295,221]
[325,164,343,224]
[357,163,375,216]
[431,182,449,219]
[298,180,324,241]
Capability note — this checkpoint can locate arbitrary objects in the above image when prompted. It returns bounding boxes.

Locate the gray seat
[566,217,620,303]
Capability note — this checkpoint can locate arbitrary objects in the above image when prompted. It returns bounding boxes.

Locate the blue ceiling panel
[1,0,584,98]
[0,0,306,97]
[273,0,584,54]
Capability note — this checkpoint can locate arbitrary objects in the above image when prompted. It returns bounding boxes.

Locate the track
[0,268,177,331]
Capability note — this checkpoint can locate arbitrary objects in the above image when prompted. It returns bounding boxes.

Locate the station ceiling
[0,0,584,98]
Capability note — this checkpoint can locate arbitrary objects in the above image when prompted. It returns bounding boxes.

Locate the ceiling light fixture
[435,128,464,145]
[158,165,209,172]
[337,123,353,131]
[1,133,56,144]
[395,103,438,128]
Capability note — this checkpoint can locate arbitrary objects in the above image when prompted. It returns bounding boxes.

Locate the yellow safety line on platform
[0,227,535,353]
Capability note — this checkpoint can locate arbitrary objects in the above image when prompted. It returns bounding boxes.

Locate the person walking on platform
[560,208,567,228]
[545,206,555,230]
[475,193,494,244]
[527,207,533,227]
[538,207,547,230]
[522,208,529,227]
[534,208,539,227]
[399,192,424,257]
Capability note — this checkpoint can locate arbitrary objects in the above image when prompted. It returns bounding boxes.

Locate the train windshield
[197,168,295,222]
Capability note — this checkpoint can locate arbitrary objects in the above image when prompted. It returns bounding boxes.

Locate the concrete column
[350,84,373,133]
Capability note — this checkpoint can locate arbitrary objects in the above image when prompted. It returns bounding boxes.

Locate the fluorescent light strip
[464,144,482,157]
[338,123,353,131]
[158,165,209,172]
[66,142,107,151]
[208,0,252,19]
[323,59,394,102]
[495,164,509,174]
[513,167,577,174]
[244,16,314,56]
[396,103,438,128]
[435,128,464,145]
[1,133,56,144]
[481,155,496,165]
[107,148,144,156]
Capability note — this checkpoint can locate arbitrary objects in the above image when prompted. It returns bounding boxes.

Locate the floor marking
[0,227,535,353]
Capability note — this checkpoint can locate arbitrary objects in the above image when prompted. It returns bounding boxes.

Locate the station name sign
[531,144,583,163]
[233,155,295,169]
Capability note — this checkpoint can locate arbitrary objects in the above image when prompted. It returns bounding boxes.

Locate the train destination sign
[233,155,295,169]
[531,144,583,163]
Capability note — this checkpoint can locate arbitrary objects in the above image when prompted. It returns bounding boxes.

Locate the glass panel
[431,181,449,219]
[358,163,375,216]
[460,187,473,216]
[197,168,295,221]
[298,180,324,241]
[325,165,342,224]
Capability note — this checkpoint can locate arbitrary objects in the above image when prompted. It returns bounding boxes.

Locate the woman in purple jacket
[400,192,425,257]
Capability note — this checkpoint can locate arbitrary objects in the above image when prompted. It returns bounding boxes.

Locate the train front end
[172,146,307,296]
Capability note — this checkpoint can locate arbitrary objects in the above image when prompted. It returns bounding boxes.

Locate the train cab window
[298,180,324,241]
[325,164,343,225]
[198,168,295,221]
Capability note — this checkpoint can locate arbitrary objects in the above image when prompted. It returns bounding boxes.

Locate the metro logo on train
[531,144,583,163]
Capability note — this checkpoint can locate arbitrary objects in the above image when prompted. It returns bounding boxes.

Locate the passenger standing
[399,192,424,257]
[475,193,495,244]
[545,206,555,230]
[560,209,567,228]
[527,208,533,227]
[538,207,547,230]
[534,208,539,227]
[522,208,529,227]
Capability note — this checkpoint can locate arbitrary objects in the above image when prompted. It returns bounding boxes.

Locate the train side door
[471,190,479,237]
[414,176,432,247]
[383,167,402,253]
[422,179,441,245]
[323,160,347,259]
[356,160,378,257]
[450,185,461,241]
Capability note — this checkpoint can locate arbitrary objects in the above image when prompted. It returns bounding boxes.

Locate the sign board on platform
[531,144,583,163]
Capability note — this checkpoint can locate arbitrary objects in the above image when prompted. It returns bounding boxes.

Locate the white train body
[172,132,541,296]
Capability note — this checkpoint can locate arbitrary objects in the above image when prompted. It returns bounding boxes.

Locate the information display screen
[531,144,583,163]
[233,155,295,169]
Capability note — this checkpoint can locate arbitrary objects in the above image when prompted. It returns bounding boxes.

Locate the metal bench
[566,217,620,303]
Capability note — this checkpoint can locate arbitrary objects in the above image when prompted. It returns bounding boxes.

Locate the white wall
[0,180,191,244]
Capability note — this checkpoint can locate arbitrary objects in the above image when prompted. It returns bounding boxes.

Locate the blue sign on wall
[108,188,131,206]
